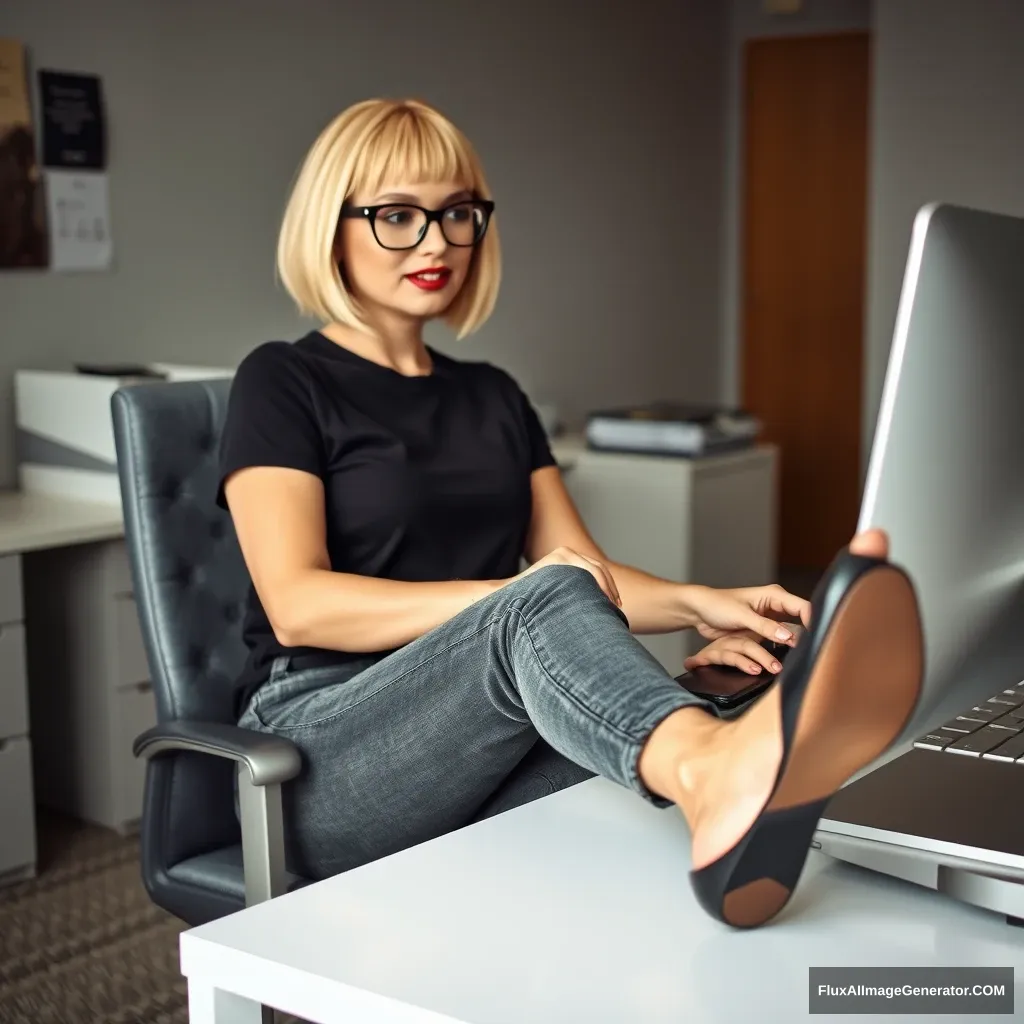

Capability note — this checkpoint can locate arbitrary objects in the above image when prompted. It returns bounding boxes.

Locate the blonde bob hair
[276,98,501,340]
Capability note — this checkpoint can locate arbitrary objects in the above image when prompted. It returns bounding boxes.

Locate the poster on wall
[38,67,112,271]
[38,70,107,169]
[0,38,49,269]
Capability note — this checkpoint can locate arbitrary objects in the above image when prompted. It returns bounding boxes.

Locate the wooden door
[740,32,870,571]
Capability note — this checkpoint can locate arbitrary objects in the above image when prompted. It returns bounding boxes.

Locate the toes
[848,527,889,560]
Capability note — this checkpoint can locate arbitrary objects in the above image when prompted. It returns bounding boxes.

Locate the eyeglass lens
[373,202,488,249]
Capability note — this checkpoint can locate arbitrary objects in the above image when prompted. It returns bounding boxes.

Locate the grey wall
[719,0,873,406]
[865,0,1024,454]
[0,0,727,490]
[725,0,1024,474]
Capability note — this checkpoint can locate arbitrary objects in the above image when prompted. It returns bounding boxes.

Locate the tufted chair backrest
[111,378,249,727]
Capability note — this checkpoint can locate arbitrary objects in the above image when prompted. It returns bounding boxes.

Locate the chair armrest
[133,720,302,786]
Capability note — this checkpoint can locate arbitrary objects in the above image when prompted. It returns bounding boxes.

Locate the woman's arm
[225,465,502,652]
[524,466,810,639]
[523,465,705,634]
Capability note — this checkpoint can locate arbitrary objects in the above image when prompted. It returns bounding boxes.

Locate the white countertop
[549,434,778,476]
[180,776,1022,1024]
[0,489,124,557]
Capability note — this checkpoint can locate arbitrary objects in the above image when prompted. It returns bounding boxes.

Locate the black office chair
[111,378,308,928]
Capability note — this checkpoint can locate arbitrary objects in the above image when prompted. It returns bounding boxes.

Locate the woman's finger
[685,648,763,675]
[757,585,811,628]
[578,553,622,606]
[728,637,781,673]
[745,609,797,646]
[568,552,619,605]
[685,638,782,675]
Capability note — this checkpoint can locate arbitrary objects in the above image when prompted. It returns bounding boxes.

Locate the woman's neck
[320,320,433,377]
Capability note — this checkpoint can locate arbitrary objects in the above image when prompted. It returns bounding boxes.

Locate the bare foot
[673,693,785,871]
[661,527,897,873]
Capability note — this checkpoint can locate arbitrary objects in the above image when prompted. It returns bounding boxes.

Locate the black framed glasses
[339,198,495,250]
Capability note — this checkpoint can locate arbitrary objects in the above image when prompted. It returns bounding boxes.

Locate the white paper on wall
[44,168,112,271]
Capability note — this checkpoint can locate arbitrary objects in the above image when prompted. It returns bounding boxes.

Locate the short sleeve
[504,373,555,472]
[216,342,325,508]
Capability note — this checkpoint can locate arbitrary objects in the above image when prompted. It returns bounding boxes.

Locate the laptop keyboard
[914,679,1024,762]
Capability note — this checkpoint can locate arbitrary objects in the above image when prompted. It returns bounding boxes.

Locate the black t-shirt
[216,329,555,713]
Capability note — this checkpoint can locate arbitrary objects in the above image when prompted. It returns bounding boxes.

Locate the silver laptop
[814,202,1024,926]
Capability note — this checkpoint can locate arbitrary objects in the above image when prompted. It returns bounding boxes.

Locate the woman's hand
[511,546,622,607]
[683,631,789,675]
[683,583,810,646]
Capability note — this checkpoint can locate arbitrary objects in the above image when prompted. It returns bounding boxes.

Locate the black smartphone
[675,664,774,710]
[675,638,796,711]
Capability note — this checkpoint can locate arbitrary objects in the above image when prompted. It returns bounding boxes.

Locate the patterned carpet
[0,812,188,1024]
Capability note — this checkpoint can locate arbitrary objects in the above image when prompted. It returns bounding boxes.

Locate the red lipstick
[405,267,452,292]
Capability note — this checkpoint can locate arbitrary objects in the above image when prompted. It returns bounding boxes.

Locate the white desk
[0,490,137,882]
[180,775,1022,1024]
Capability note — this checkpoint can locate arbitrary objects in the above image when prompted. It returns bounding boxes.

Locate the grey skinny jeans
[238,563,715,880]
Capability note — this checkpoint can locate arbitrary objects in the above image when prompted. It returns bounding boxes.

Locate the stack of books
[584,402,761,457]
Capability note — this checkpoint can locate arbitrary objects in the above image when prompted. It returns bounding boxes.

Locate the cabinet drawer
[114,596,150,687]
[0,555,23,625]
[114,682,157,825]
[0,736,36,878]
[0,623,28,739]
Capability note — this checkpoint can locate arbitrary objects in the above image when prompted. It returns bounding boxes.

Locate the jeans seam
[254,611,511,731]
[511,607,644,746]
[512,606,667,796]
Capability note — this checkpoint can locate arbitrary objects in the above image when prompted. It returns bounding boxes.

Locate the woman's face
[338,179,477,325]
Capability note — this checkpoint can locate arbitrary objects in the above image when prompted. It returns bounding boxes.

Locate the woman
[218,97,924,928]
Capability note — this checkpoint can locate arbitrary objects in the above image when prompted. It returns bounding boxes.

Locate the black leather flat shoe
[689,548,924,928]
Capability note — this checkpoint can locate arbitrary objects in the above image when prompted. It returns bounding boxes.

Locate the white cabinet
[23,539,156,835]
[0,737,35,882]
[551,438,779,675]
[0,553,36,883]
